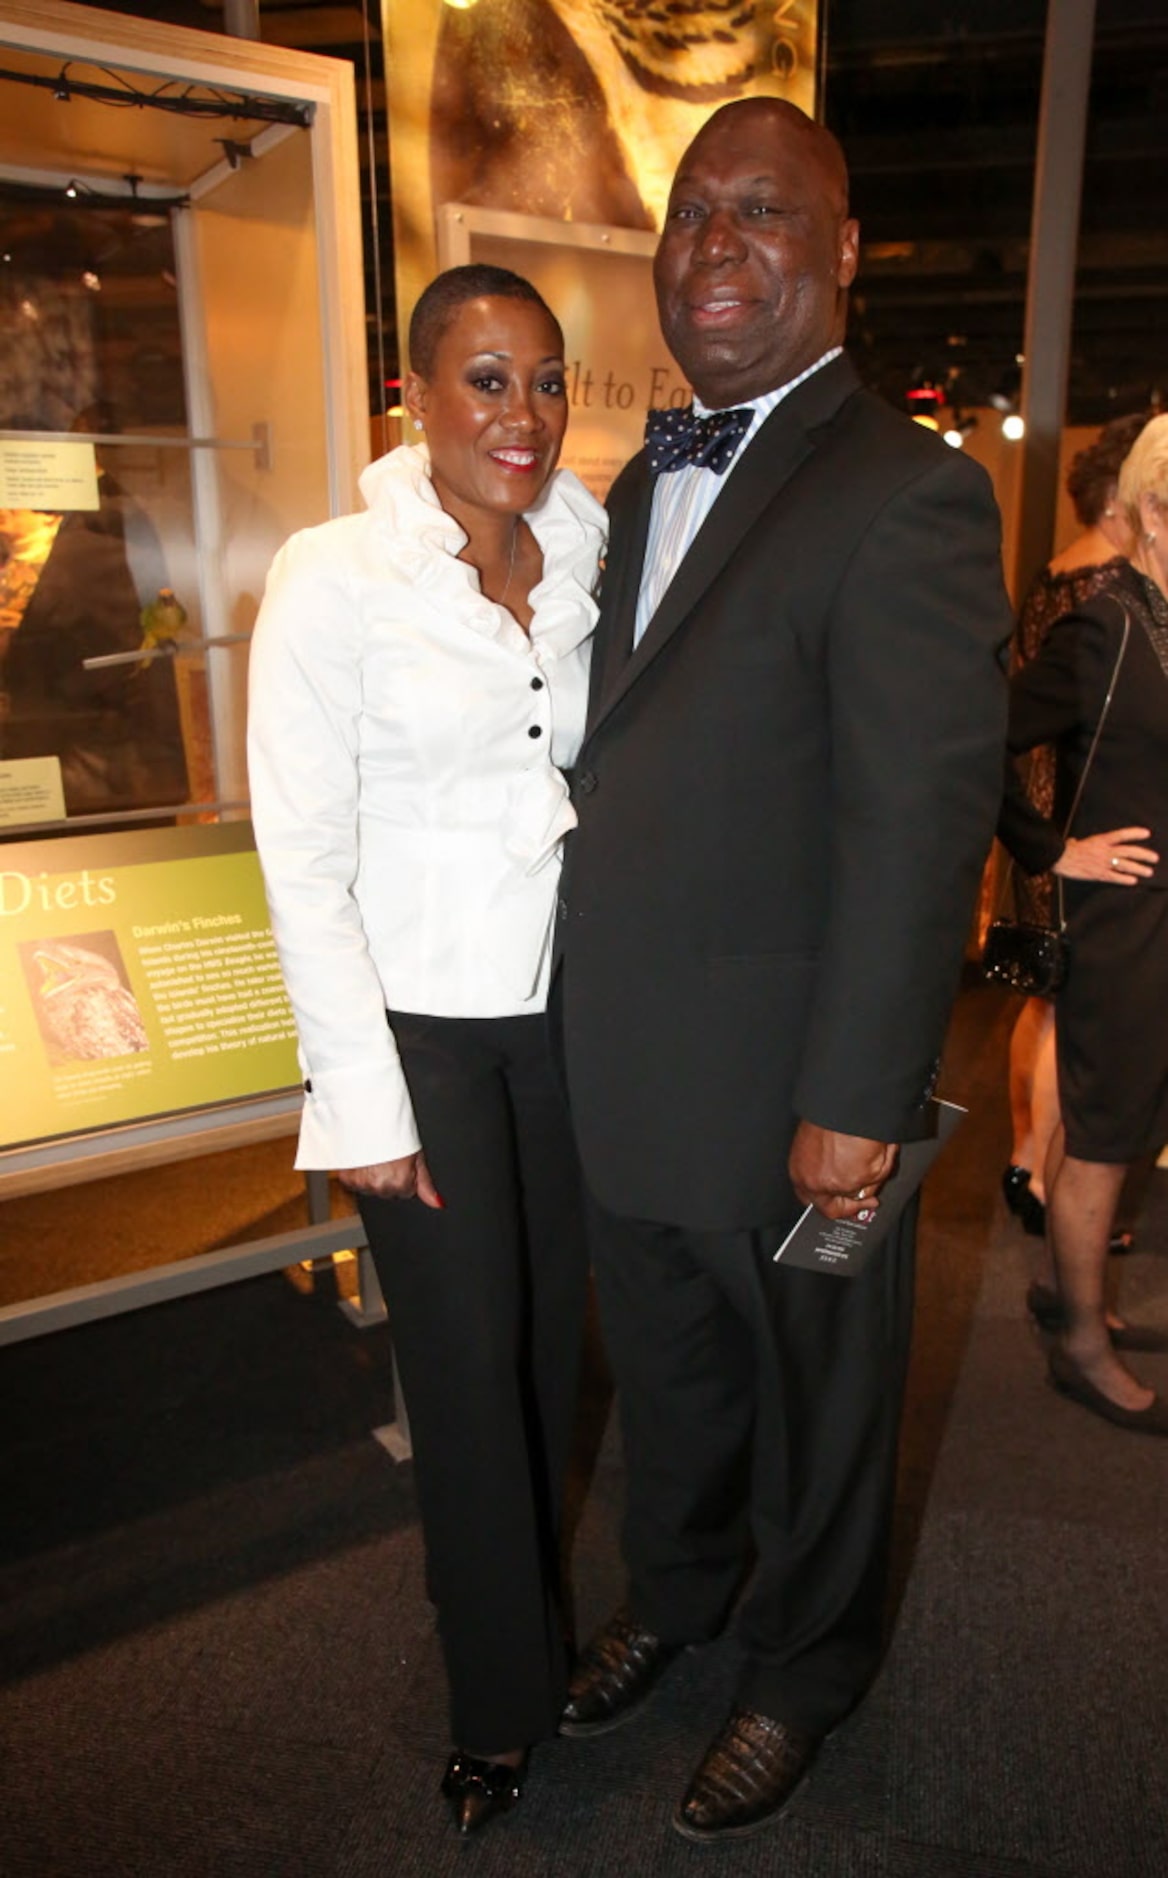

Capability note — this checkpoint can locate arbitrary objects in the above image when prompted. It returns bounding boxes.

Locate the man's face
[653,106,859,409]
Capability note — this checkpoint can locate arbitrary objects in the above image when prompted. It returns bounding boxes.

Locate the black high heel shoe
[1047,1342,1168,1435]
[1002,1164,1046,1236]
[1026,1283,1168,1352]
[441,1752,525,1835]
[1005,1166,1135,1253]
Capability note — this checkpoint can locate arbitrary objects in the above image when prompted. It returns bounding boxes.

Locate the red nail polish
[435,1194,446,1209]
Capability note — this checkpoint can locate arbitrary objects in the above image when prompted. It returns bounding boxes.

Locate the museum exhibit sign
[0,823,300,1151]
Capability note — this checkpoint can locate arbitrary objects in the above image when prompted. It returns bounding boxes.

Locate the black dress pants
[357,1011,588,1750]
[585,1192,917,1736]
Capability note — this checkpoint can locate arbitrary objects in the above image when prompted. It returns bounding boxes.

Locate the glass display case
[0,0,366,838]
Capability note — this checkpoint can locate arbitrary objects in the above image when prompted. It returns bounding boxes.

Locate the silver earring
[413,419,424,433]
[1147,530,1157,545]
[1103,506,1116,518]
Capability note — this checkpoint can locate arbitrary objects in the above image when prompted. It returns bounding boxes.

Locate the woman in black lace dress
[1002,413,1150,1239]
[999,415,1168,1432]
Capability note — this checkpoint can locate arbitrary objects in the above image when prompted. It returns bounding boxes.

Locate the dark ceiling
[26,2,1168,423]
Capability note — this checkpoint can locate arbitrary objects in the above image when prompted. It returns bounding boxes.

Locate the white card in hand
[773,1100,966,1277]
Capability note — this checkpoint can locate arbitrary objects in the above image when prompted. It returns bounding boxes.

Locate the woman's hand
[1054,827,1159,884]
[338,1152,444,1208]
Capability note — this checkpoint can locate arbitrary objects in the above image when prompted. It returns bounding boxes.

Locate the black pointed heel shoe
[440,1752,525,1835]
[1047,1343,1168,1436]
[1007,1169,1134,1253]
[1002,1164,1047,1235]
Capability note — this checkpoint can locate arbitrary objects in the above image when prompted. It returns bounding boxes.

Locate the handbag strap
[1052,597,1131,930]
[996,596,1131,933]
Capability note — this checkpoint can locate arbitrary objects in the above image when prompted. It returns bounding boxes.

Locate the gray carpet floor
[2,983,1167,1876]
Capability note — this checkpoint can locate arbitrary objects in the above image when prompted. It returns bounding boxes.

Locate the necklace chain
[499,521,520,608]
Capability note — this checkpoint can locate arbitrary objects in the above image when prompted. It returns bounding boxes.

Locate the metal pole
[1013,0,1097,603]
[224,0,261,40]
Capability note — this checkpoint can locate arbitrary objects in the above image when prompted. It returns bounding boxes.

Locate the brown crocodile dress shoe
[559,1609,680,1737]
[673,1708,820,1842]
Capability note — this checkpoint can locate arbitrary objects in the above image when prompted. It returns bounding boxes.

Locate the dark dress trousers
[558,354,1011,1732]
[356,1010,588,1750]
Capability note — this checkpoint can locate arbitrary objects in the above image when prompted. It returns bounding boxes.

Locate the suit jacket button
[577,770,598,794]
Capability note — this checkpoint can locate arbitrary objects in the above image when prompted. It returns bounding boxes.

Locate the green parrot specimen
[135,586,189,674]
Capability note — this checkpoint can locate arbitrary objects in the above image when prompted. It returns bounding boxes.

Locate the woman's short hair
[408,265,561,378]
[1065,411,1151,527]
[1117,412,1168,525]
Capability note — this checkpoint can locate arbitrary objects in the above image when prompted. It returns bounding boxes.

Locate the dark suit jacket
[559,354,1011,1230]
[998,568,1168,890]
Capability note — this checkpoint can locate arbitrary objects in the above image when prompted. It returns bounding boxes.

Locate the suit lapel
[587,458,653,722]
[586,354,861,743]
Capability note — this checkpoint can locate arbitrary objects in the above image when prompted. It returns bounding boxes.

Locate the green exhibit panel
[0,823,299,1149]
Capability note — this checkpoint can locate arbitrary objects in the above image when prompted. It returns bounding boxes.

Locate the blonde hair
[1118,411,1168,528]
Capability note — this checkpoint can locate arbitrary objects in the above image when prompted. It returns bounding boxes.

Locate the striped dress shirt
[633,347,843,647]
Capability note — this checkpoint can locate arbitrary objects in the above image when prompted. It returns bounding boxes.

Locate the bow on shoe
[644,404,753,475]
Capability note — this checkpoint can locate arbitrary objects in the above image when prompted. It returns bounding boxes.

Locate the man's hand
[788,1121,897,1221]
[337,1151,444,1208]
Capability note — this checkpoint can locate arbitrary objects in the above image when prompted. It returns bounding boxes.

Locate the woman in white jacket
[248,266,605,1834]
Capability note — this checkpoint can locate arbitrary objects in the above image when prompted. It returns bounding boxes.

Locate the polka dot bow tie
[644,403,753,476]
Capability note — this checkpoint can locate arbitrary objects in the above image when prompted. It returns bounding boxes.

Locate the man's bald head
[653,96,860,406]
[687,98,850,216]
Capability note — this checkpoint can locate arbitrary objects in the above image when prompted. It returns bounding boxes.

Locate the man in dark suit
[556,98,1011,1842]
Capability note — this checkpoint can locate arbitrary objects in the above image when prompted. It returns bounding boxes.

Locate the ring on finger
[1110,855,1123,870]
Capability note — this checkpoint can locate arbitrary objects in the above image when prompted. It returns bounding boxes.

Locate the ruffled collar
[357,443,605,659]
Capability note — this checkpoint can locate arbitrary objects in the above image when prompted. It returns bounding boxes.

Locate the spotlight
[64,180,79,198]
[53,68,71,103]
[1002,414,1025,442]
[81,268,101,292]
[906,383,942,432]
[943,413,978,450]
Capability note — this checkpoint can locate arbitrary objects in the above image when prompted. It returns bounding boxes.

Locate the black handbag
[984,602,1131,996]
[982,901,1068,996]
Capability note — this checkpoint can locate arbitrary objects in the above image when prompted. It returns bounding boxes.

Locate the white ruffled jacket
[247,444,605,1170]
